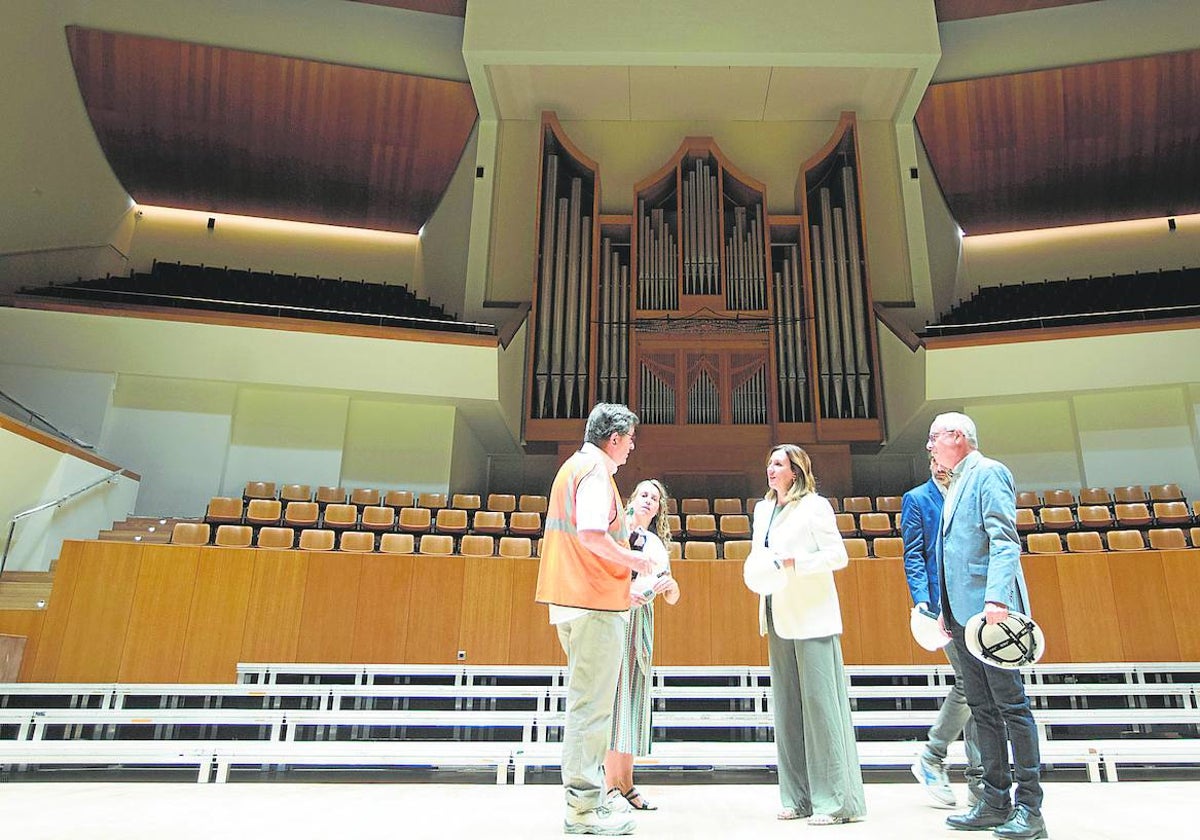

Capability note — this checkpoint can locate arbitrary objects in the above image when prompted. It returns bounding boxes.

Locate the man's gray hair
[584,403,638,446]
[933,411,978,448]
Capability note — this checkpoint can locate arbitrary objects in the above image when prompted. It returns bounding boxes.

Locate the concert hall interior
[1,0,1198,833]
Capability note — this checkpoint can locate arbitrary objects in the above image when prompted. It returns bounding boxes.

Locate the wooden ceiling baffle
[523,113,883,498]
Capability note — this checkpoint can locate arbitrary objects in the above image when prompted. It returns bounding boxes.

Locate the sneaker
[911,755,957,809]
[606,787,634,814]
[564,805,637,835]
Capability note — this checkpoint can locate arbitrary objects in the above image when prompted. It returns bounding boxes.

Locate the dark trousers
[948,614,1044,815]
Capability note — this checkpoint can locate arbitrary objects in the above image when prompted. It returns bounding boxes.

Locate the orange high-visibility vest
[535,449,631,611]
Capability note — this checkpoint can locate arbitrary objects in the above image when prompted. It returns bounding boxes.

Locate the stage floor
[1,775,1193,839]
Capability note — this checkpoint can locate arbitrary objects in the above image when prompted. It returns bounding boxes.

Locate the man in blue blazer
[929,413,1046,840]
[901,457,982,809]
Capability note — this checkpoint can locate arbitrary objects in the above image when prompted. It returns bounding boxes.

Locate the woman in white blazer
[748,444,866,826]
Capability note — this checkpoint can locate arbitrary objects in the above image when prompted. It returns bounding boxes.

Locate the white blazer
[750,494,849,640]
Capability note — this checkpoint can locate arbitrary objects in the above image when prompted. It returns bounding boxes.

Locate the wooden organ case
[525,113,883,496]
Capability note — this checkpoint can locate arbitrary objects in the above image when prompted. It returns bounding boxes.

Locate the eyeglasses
[927,429,958,443]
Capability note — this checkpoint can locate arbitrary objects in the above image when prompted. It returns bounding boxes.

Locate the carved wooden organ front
[525,112,883,453]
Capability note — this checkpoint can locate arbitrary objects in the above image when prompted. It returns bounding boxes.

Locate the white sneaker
[606,787,634,813]
[911,755,957,809]
[564,805,637,835]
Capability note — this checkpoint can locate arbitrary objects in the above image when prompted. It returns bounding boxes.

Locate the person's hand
[630,589,651,607]
[629,550,654,576]
[984,601,1009,625]
[652,574,678,599]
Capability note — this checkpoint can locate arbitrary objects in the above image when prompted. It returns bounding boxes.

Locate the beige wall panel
[118,544,200,682]
[1161,550,1200,661]
[506,558,564,666]
[851,558,914,665]
[178,547,255,683]
[1055,555,1124,662]
[404,556,466,663]
[833,562,862,664]
[1019,555,1069,665]
[239,550,308,664]
[352,555,416,664]
[707,560,766,666]
[54,541,142,681]
[458,556,515,665]
[1106,552,1181,662]
[0,610,46,682]
[654,562,712,665]
[296,553,363,663]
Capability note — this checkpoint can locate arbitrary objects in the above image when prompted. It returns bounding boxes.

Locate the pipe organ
[525,112,883,464]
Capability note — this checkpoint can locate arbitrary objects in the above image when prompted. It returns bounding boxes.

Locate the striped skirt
[609,601,654,755]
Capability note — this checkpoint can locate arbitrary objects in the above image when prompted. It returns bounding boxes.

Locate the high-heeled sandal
[621,787,657,811]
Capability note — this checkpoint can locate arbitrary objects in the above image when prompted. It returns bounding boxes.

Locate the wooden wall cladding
[64,27,478,234]
[917,50,1200,234]
[16,541,1200,683]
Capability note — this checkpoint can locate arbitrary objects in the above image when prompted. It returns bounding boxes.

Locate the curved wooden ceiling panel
[917,50,1200,234]
[65,27,478,234]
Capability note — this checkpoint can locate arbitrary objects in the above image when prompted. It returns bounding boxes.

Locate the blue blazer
[937,451,1030,625]
[900,478,943,615]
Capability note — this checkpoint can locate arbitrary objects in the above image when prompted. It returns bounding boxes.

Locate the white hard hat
[742,548,787,596]
[964,610,1046,669]
[910,605,951,652]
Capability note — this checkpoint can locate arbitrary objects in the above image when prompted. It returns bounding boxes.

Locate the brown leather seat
[245,499,282,527]
[418,534,454,556]
[459,535,495,557]
[1106,529,1145,551]
[685,514,716,540]
[322,504,359,530]
[243,481,276,501]
[1038,507,1075,532]
[842,538,868,559]
[722,540,752,561]
[875,496,903,515]
[1148,483,1184,503]
[683,541,717,560]
[835,513,857,537]
[508,511,543,538]
[1041,489,1075,508]
[680,498,711,517]
[472,510,508,537]
[256,527,295,549]
[299,529,336,551]
[842,497,873,515]
[435,508,469,538]
[1016,491,1041,510]
[719,514,751,541]
[1015,508,1038,534]
[205,496,244,525]
[1076,505,1113,530]
[1077,487,1112,506]
[1113,485,1148,505]
[170,522,210,545]
[1152,501,1191,526]
[315,486,347,506]
[1065,531,1103,553]
[378,533,415,554]
[417,492,448,511]
[858,512,893,539]
[349,488,382,508]
[283,501,320,529]
[872,537,904,559]
[1025,533,1063,554]
[1114,503,1152,528]
[383,490,415,509]
[498,537,532,559]
[451,494,482,511]
[518,494,548,514]
[338,531,375,552]
[486,494,517,513]
[279,484,312,504]
[713,498,743,516]
[214,525,253,548]
[360,506,396,532]
[398,507,433,536]
[1147,528,1187,550]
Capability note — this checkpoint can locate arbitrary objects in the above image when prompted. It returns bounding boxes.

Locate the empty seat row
[1025,528,1200,553]
[237,483,549,514]
[1015,503,1195,534]
[171,522,540,557]
[205,499,545,538]
[1017,484,1187,509]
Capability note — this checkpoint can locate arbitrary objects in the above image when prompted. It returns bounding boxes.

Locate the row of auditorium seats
[1016,502,1199,533]
[237,484,549,514]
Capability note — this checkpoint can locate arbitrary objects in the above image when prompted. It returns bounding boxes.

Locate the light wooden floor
[1,776,1193,839]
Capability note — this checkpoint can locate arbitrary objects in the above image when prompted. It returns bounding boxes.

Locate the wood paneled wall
[3,540,1197,683]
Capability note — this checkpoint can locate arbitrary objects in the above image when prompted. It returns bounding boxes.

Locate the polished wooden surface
[6,541,1199,683]
[65,27,477,234]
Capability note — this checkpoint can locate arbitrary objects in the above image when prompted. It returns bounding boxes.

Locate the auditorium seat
[243,481,276,501]
[666,514,682,536]
[459,535,495,557]
[683,541,718,560]
[1016,491,1041,510]
[205,497,244,526]
[499,537,532,559]
[1078,487,1112,506]
[680,498,710,517]
[1015,508,1038,534]
[518,494,548,514]
[338,531,375,552]
[315,486,348,507]
[360,506,396,533]
[378,533,415,554]
[722,540,752,561]
[383,490,415,509]
[1041,489,1076,508]
[1114,503,1152,528]
[1152,501,1192,526]
[171,522,210,545]
[215,525,253,548]
[826,496,839,513]
[1066,531,1104,553]
[872,537,904,559]
[665,498,679,515]
[246,499,283,528]
[322,504,359,531]
[1113,485,1148,505]
[279,484,312,504]
[398,507,433,536]
[471,510,507,537]
[417,492,447,511]
[835,513,857,538]
[349,488,382,508]
[1077,505,1114,531]
[1026,533,1064,554]
[508,511,543,538]
[684,514,717,540]
[1148,528,1188,550]
[299,529,336,551]
[667,542,682,561]
[1038,507,1075,532]
[451,494,482,511]
[486,494,517,513]
[843,538,868,559]
[713,498,743,516]
[257,527,295,549]
[1148,483,1184,503]
[875,496,903,515]
[718,514,751,541]
[435,508,469,539]
[1106,530,1146,551]
[842,496,873,515]
[858,512,893,539]
[418,534,454,556]
[283,502,320,529]
[1191,527,1200,548]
